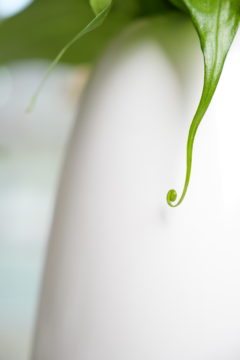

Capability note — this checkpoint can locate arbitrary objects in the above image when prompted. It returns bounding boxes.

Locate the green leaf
[0,0,139,65]
[0,0,175,65]
[27,2,112,111]
[167,0,240,207]
[1,0,239,207]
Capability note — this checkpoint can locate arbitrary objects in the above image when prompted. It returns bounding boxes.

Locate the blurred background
[0,0,140,357]
[0,1,89,359]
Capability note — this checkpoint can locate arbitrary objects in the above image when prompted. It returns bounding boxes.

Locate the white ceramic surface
[32,14,240,360]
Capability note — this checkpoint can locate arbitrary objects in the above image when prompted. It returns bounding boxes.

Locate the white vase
[32,13,240,360]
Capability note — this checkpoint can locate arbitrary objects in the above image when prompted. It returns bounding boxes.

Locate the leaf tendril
[168,0,240,207]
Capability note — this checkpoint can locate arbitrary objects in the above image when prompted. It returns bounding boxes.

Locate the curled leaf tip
[167,189,178,207]
[167,0,240,207]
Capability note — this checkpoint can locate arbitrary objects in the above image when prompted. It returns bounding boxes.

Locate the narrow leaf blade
[27,4,111,111]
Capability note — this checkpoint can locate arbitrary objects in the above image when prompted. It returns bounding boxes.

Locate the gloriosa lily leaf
[167,0,240,207]
[1,0,240,206]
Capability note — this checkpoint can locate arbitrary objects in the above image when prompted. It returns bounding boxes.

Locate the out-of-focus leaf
[167,0,240,207]
[0,0,172,65]
[27,2,112,111]
[0,0,135,65]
